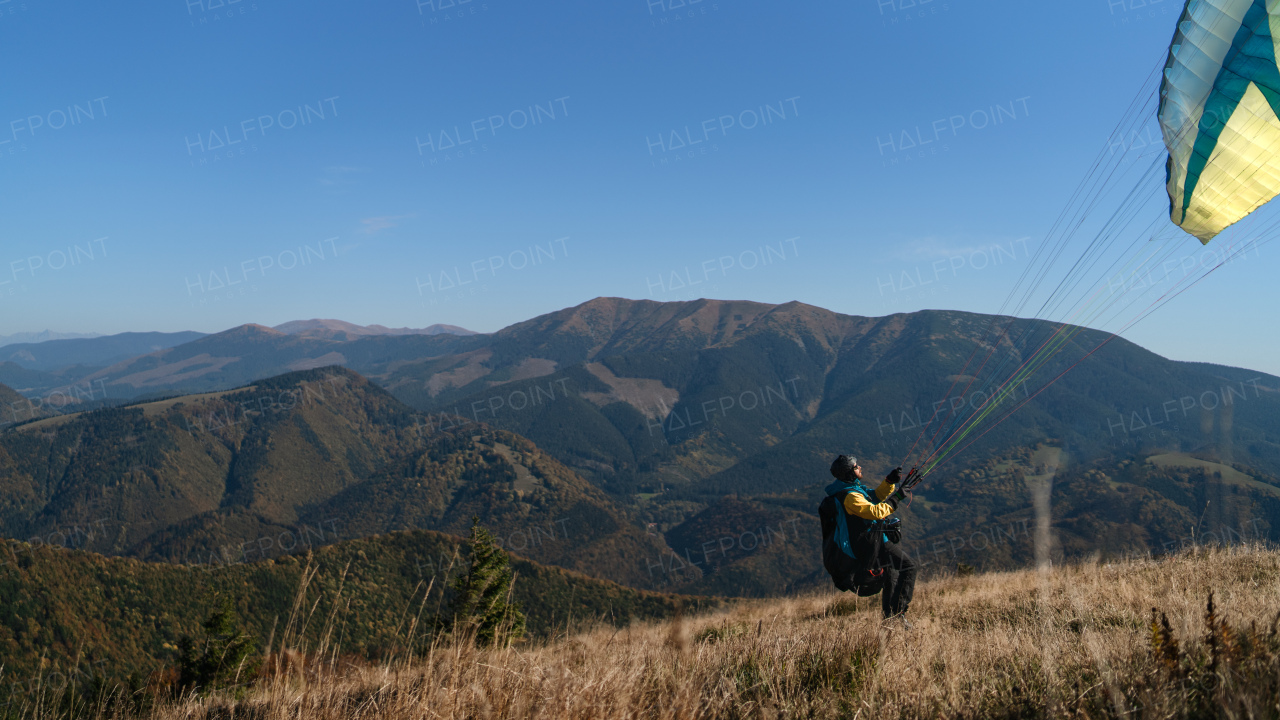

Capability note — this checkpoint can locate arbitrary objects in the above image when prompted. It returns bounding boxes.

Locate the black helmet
[830,455,857,480]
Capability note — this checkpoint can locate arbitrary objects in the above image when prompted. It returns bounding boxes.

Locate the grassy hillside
[27,544,1280,719]
[0,527,716,686]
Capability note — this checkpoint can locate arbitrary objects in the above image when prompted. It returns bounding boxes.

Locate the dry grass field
[23,544,1280,719]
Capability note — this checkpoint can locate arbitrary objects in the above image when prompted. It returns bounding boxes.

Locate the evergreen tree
[177,595,259,694]
[450,517,527,647]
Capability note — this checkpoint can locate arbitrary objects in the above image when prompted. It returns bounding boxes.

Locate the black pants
[879,543,916,618]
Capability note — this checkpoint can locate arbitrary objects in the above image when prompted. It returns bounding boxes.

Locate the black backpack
[819,485,889,596]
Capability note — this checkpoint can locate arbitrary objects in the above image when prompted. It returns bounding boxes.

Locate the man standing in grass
[820,454,916,626]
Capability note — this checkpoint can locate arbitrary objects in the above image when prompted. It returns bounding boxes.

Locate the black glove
[884,485,907,510]
[885,467,903,485]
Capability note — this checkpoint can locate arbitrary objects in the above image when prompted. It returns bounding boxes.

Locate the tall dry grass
[21,544,1280,719]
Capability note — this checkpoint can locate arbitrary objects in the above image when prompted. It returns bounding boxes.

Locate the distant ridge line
[272,319,476,337]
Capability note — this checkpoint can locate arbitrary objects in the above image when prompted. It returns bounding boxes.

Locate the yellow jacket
[841,479,898,521]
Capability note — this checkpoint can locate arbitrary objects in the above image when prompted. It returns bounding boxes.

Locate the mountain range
[0,331,101,348]
[273,319,475,340]
[2,295,1278,689]
[2,297,1276,598]
[0,320,475,398]
[0,332,207,374]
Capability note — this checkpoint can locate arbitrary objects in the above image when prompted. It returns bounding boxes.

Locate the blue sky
[3,0,1272,373]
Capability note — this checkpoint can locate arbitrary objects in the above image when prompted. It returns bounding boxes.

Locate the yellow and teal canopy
[1160,0,1280,243]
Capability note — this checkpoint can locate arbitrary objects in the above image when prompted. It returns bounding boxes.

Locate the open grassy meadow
[17,543,1280,720]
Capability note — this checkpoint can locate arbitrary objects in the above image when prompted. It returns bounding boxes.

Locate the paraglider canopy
[896,4,1276,483]
[1160,0,1280,243]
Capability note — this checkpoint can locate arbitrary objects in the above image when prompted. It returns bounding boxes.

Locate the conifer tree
[450,517,527,647]
[177,595,259,693]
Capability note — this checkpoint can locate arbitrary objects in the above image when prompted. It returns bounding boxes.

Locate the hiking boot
[900,616,913,631]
